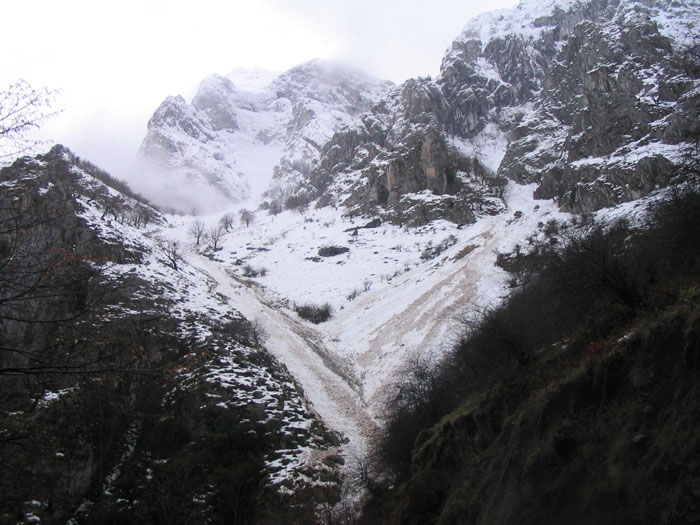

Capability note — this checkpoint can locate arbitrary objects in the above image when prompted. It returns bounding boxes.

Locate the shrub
[380,353,452,477]
[268,199,283,216]
[242,265,268,278]
[420,235,458,261]
[285,194,311,213]
[294,303,332,324]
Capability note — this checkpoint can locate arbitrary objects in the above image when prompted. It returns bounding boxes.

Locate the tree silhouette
[207,225,225,251]
[0,80,59,160]
[219,213,235,232]
[239,209,255,228]
[189,219,206,245]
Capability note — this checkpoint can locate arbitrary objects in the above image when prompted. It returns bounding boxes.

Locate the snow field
[161,182,569,428]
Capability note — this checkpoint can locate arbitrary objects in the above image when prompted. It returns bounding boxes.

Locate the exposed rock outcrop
[310,0,700,219]
[0,147,343,523]
[138,0,700,220]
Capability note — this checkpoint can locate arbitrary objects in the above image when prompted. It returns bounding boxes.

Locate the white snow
[226,67,280,92]
[450,123,509,172]
[154,181,567,423]
[459,0,578,49]
[650,0,700,47]
[39,0,700,503]
[185,251,377,461]
[456,0,700,55]
[137,60,392,214]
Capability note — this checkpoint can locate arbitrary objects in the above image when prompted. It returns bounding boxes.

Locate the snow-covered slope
[138,59,392,213]
[153,182,570,419]
[8,0,700,521]
[136,0,699,221]
[130,0,700,458]
[9,145,568,517]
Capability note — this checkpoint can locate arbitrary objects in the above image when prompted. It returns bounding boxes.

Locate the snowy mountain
[3,0,700,523]
[139,59,392,213]
[311,0,700,219]
[3,143,576,523]
[139,1,699,220]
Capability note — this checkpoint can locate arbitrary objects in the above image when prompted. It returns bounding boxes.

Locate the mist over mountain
[2,1,700,523]
[138,0,699,220]
[137,59,392,213]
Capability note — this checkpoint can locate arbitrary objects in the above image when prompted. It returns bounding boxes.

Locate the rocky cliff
[138,1,699,220]
[310,0,700,219]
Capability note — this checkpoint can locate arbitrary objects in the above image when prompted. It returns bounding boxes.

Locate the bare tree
[0,80,60,160]
[249,319,268,347]
[239,209,255,228]
[219,213,235,232]
[189,219,206,245]
[207,225,225,251]
[155,237,182,270]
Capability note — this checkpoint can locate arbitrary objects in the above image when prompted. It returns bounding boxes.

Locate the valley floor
[157,182,569,472]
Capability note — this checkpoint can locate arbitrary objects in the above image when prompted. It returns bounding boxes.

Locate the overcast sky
[2,0,517,176]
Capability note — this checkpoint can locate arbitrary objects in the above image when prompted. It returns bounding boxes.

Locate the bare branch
[0,79,61,160]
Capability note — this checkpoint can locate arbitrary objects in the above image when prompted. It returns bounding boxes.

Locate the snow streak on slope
[322,183,568,412]
[182,251,378,456]
[161,183,568,425]
[26,151,346,493]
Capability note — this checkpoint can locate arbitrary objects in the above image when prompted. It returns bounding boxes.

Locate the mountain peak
[225,66,280,92]
[137,59,392,212]
[458,0,579,48]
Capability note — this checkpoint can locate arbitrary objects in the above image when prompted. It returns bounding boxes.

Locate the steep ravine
[183,251,378,462]
[176,181,568,470]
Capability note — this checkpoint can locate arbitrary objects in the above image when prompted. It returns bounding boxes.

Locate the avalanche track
[184,251,378,458]
[323,183,567,415]
[174,183,566,461]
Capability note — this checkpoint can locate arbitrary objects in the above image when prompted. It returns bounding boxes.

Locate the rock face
[310,79,507,226]
[140,60,392,212]
[140,0,700,219]
[496,0,700,212]
[310,0,700,217]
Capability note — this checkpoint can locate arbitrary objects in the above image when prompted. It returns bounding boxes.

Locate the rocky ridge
[0,146,344,523]
[310,0,700,219]
[139,59,392,212]
[139,1,699,220]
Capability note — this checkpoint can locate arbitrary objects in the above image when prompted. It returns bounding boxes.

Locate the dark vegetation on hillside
[360,183,700,524]
[73,154,151,207]
[295,302,333,324]
[0,149,342,524]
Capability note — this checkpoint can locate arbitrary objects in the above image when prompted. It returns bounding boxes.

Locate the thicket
[377,184,700,480]
[295,302,333,324]
[89,403,269,525]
